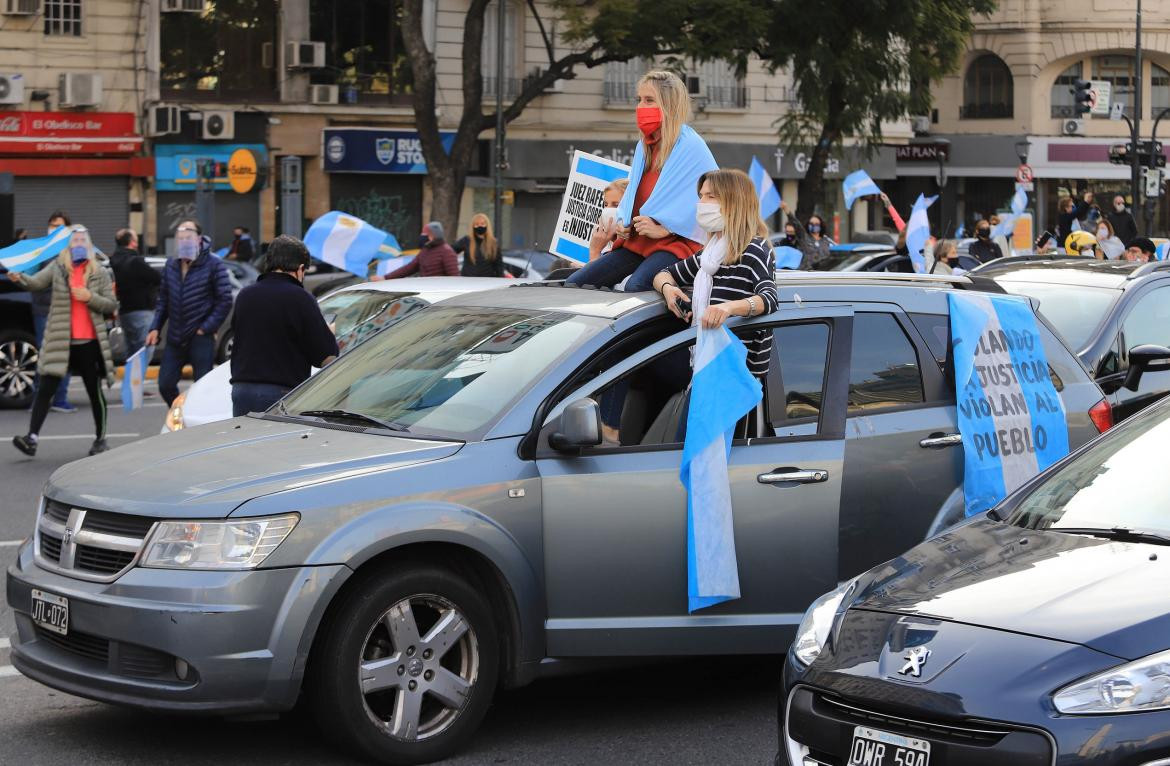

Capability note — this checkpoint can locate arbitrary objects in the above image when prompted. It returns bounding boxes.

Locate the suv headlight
[1054,649,1170,714]
[141,514,299,570]
[165,392,186,431]
[792,579,857,667]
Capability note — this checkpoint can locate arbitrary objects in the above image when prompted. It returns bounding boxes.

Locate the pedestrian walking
[1094,218,1126,260]
[33,211,77,413]
[567,70,717,291]
[588,179,629,262]
[229,235,338,417]
[9,226,118,457]
[145,220,233,407]
[1108,194,1139,245]
[108,228,160,354]
[377,221,460,279]
[227,226,255,262]
[454,213,505,277]
[968,219,1004,263]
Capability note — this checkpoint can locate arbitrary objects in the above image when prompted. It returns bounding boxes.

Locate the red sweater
[386,241,460,279]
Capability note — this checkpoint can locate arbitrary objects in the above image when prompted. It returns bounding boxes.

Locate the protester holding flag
[1056,192,1092,246]
[778,202,820,270]
[376,222,459,279]
[9,226,117,457]
[454,213,505,278]
[568,70,717,292]
[146,220,233,407]
[969,219,1004,263]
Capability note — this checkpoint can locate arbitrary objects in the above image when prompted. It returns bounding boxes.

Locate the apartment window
[1153,64,1170,118]
[1050,61,1083,119]
[603,59,746,108]
[960,54,1013,119]
[1094,55,1135,118]
[482,0,523,100]
[161,0,278,101]
[604,58,652,105]
[310,0,413,105]
[44,0,82,37]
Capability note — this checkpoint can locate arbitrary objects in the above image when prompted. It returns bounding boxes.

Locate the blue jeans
[119,310,154,357]
[32,313,71,405]
[232,382,291,417]
[158,334,215,407]
[566,247,680,292]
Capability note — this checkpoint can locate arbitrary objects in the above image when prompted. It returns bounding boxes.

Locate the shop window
[1093,55,1135,119]
[161,0,278,101]
[44,0,82,37]
[960,54,1013,119]
[310,0,415,105]
[1050,61,1083,119]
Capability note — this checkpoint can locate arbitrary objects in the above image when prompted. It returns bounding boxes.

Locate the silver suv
[6,274,1106,764]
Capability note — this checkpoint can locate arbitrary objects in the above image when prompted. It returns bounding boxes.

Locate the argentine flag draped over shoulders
[617,125,718,243]
[304,211,402,278]
[681,326,762,612]
[0,226,72,275]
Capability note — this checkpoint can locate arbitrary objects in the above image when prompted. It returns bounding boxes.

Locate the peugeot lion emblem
[898,646,931,677]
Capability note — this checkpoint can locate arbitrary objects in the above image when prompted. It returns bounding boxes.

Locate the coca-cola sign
[0,115,21,133]
[0,111,140,155]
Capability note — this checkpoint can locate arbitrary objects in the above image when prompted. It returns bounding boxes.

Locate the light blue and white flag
[121,344,152,412]
[949,293,1069,516]
[1010,183,1028,216]
[842,169,882,210]
[304,211,393,277]
[774,245,803,270]
[375,254,413,277]
[1071,218,1082,233]
[1157,242,1169,261]
[955,223,966,239]
[905,194,937,274]
[0,226,71,275]
[680,326,762,612]
[618,125,717,243]
[749,156,782,220]
[991,215,1016,238]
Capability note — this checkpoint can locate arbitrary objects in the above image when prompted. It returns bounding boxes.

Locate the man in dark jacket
[1108,194,1139,245]
[380,221,460,279]
[227,226,255,263]
[145,220,233,406]
[230,235,338,416]
[108,228,160,355]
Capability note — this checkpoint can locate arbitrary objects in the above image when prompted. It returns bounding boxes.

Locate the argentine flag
[748,156,781,219]
[1010,183,1028,216]
[0,226,71,275]
[121,344,152,412]
[774,245,803,270]
[680,326,762,612]
[905,193,937,274]
[304,211,398,277]
[842,169,882,210]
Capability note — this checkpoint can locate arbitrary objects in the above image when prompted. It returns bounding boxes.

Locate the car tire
[309,565,500,765]
[216,330,233,363]
[0,328,38,409]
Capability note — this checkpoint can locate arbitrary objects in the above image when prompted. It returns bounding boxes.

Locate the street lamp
[1014,138,1031,165]
[934,138,951,234]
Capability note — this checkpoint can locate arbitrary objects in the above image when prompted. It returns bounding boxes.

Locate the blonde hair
[56,225,99,277]
[637,70,692,172]
[468,212,498,262]
[603,178,629,197]
[698,169,768,266]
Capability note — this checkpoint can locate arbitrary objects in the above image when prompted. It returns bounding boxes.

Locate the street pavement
[0,374,781,765]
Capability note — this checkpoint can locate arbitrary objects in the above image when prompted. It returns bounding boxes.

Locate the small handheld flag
[748,156,782,220]
[842,170,882,210]
[121,344,152,412]
[774,245,803,270]
[304,212,397,278]
[905,194,938,274]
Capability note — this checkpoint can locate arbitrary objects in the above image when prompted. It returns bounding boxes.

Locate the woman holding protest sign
[567,70,717,291]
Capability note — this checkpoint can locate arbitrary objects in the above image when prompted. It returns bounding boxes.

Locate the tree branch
[527,0,556,65]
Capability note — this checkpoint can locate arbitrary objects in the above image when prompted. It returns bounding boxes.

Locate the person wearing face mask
[928,239,966,275]
[229,236,338,417]
[1095,218,1126,259]
[588,179,630,262]
[777,201,823,269]
[1056,191,1093,246]
[1107,194,1139,245]
[378,221,460,279]
[567,70,717,292]
[8,226,118,457]
[968,219,1003,263]
[146,220,233,407]
[454,213,504,277]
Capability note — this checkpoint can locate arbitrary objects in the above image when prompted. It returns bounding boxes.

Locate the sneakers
[13,434,37,456]
[51,401,77,413]
[88,438,109,456]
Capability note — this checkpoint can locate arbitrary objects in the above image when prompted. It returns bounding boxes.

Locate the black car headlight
[792,579,857,667]
[1054,648,1170,714]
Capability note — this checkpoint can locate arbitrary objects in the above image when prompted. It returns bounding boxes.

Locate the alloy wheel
[0,338,37,403]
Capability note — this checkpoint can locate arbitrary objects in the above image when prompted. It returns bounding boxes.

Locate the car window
[1122,286,1170,352]
[769,323,830,435]
[847,313,924,414]
[318,290,429,353]
[996,280,1119,351]
[909,312,949,365]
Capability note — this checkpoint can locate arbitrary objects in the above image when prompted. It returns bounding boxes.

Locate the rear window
[995,281,1120,351]
[847,313,924,413]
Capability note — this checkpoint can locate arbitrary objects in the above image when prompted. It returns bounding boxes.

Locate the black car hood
[852,518,1170,660]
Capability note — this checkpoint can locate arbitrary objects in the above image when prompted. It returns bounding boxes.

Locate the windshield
[1009,406,1170,535]
[318,289,430,353]
[280,306,598,439]
[995,281,1119,350]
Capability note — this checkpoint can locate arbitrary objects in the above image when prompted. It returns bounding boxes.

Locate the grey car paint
[7,278,1106,718]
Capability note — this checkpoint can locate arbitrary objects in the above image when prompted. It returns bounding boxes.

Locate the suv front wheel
[310,565,500,765]
[0,328,38,409]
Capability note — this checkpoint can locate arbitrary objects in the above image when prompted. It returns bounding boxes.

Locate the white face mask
[598,207,618,228]
[696,201,724,233]
[1097,228,1109,239]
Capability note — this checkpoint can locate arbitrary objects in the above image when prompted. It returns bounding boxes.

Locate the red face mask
[636,105,662,137]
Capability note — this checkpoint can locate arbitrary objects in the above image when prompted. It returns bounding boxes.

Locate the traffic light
[196,159,227,180]
[1072,79,1093,115]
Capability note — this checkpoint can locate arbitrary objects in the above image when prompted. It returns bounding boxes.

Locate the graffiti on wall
[334,191,414,241]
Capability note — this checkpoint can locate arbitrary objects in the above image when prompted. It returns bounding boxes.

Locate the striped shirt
[664,237,779,377]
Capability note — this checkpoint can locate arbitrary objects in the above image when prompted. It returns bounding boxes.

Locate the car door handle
[757,469,829,485]
[919,433,963,449]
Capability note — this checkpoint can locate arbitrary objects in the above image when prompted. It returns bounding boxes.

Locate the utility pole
[1133,0,1143,225]
[492,0,506,244]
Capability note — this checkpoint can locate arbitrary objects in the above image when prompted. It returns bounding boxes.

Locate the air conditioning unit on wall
[0,73,24,105]
[146,104,181,137]
[201,110,235,140]
[1062,118,1084,136]
[286,41,326,69]
[59,73,102,107]
[910,115,931,134]
[310,84,338,105]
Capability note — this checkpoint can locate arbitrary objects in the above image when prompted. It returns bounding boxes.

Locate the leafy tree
[762,0,997,221]
[399,0,768,235]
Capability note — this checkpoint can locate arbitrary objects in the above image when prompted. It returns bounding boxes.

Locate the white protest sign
[549,151,631,263]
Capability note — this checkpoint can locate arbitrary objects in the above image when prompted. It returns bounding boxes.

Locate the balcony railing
[959,102,1013,119]
[483,76,524,101]
[603,80,748,108]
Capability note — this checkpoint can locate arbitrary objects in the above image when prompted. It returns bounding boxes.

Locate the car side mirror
[1124,344,1170,391]
[548,398,602,452]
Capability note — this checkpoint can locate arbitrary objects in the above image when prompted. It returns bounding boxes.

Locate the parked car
[162,277,535,432]
[7,273,1108,763]
[975,257,1170,422]
[0,278,37,408]
[781,394,1170,766]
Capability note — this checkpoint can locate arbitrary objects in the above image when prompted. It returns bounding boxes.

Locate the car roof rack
[773,271,970,287]
[1127,261,1170,279]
